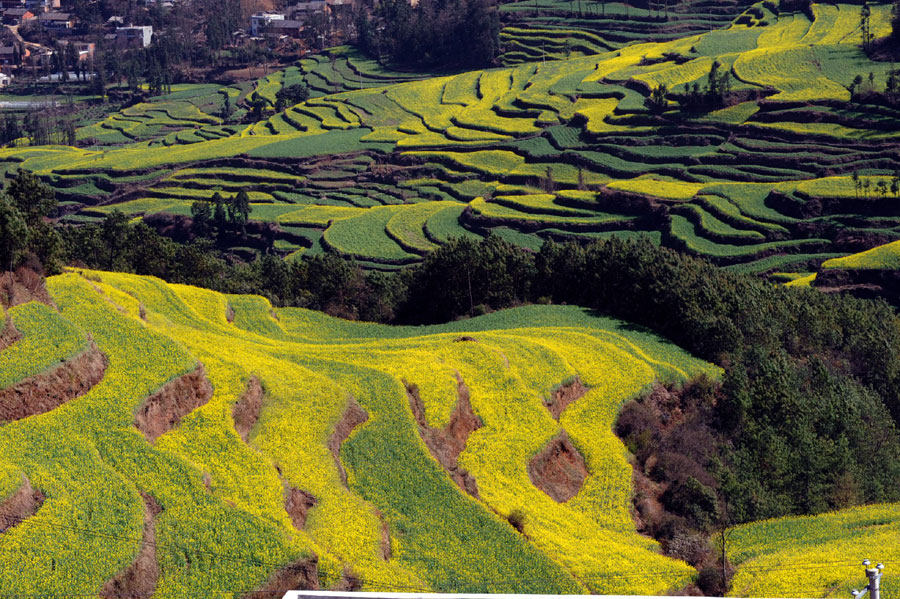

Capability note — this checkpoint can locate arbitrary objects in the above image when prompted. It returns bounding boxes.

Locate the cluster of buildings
[249,0,354,40]
[0,0,154,86]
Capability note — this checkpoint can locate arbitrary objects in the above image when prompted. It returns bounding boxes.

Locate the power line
[0,509,883,597]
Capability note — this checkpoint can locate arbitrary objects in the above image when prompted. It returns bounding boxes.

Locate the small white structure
[115,25,153,48]
[250,12,284,36]
[0,72,11,87]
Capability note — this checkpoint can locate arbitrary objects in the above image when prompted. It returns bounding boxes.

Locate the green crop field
[0,269,720,596]
[4,4,900,272]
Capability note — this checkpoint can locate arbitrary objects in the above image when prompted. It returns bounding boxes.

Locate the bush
[663,477,720,530]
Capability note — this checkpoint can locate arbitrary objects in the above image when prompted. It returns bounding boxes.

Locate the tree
[6,169,57,226]
[212,192,228,232]
[646,83,669,113]
[26,221,63,274]
[364,0,501,68]
[220,94,233,121]
[275,84,310,112]
[860,2,873,51]
[706,60,730,106]
[227,190,251,232]
[97,211,131,269]
[190,200,213,238]
[0,199,27,275]
[892,0,900,45]
[850,74,863,99]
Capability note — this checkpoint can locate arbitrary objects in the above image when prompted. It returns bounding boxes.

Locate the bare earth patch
[528,431,588,503]
[134,364,214,442]
[406,375,482,498]
[0,342,108,423]
[0,315,21,351]
[232,376,263,442]
[100,493,162,599]
[544,377,589,420]
[0,476,44,533]
[328,398,368,486]
[284,484,317,530]
[242,557,319,599]
[1,267,55,309]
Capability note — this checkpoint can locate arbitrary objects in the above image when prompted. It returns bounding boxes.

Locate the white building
[250,12,284,36]
[115,25,153,48]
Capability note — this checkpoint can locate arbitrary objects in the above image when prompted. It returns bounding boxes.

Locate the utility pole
[851,560,884,599]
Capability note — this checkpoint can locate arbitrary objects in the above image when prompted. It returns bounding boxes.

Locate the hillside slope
[0,270,719,597]
[729,503,899,599]
[5,2,900,272]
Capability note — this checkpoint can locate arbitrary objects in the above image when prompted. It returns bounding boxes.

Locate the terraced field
[728,503,900,599]
[0,270,720,596]
[497,0,756,65]
[6,2,900,272]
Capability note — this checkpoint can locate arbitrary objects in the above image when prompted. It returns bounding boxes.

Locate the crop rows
[4,3,900,272]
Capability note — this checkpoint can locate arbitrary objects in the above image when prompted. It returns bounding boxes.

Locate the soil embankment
[99,493,162,599]
[284,484,317,530]
[0,343,108,423]
[232,376,264,442]
[328,399,368,486]
[0,315,20,350]
[528,432,588,503]
[0,267,54,309]
[242,557,319,599]
[406,376,483,498]
[230,378,320,533]
[544,377,589,420]
[0,476,45,533]
[134,365,213,442]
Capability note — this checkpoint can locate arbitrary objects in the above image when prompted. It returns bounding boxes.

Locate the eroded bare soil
[0,476,45,534]
[242,557,319,599]
[544,377,589,420]
[328,398,368,487]
[232,376,263,442]
[0,343,108,423]
[528,431,588,503]
[99,493,162,599]
[406,375,482,498]
[134,364,213,442]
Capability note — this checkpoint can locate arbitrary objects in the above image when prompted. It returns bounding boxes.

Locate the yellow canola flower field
[729,503,900,599]
[0,269,722,596]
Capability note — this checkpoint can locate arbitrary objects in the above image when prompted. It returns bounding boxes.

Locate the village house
[25,0,59,13]
[0,44,26,66]
[289,0,329,19]
[325,0,354,18]
[265,18,305,38]
[2,7,34,24]
[249,12,283,36]
[59,39,94,60]
[114,24,153,47]
[37,11,74,30]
